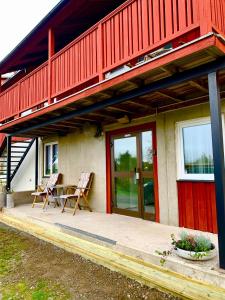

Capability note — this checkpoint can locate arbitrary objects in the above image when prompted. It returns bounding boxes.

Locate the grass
[0,226,70,300]
[2,280,70,300]
[0,226,27,276]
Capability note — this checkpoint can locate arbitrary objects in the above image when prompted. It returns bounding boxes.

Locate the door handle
[134,168,140,180]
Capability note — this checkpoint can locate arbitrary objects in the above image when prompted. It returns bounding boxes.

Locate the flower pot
[0,192,6,209]
[6,193,14,209]
[175,246,217,261]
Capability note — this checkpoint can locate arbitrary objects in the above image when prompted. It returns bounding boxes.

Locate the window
[176,117,216,180]
[44,142,58,176]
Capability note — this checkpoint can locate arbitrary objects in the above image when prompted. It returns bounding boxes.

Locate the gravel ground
[0,223,181,300]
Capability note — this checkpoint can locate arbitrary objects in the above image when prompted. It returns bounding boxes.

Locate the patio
[1,204,225,297]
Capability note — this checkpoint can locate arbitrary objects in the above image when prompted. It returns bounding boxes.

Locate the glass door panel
[114,137,137,171]
[115,177,138,211]
[111,127,157,221]
[142,131,153,172]
[141,131,155,220]
[112,135,139,216]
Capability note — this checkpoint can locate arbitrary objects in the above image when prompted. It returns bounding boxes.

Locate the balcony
[1,0,225,134]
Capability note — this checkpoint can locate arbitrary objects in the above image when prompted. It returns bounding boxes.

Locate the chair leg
[73,197,80,216]
[43,196,48,210]
[83,195,92,212]
[61,198,68,213]
[32,196,37,208]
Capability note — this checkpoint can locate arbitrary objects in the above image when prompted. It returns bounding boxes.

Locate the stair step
[11,151,26,153]
[1,156,23,158]
[11,146,29,148]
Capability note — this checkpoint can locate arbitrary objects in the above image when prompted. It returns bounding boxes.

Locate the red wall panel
[177,181,218,233]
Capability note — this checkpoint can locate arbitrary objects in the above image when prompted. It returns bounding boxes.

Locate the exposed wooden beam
[189,80,208,93]
[156,91,183,103]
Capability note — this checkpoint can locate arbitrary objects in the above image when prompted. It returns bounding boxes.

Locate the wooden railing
[0,0,224,125]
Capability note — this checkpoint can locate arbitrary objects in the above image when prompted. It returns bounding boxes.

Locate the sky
[0,0,61,62]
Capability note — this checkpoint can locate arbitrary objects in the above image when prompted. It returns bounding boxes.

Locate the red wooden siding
[51,28,99,97]
[0,0,225,124]
[177,181,218,233]
[19,63,48,110]
[0,63,48,122]
[211,0,225,35]
[102,0,199,72]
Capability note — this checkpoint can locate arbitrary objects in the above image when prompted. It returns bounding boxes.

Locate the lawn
[0,223,180,300]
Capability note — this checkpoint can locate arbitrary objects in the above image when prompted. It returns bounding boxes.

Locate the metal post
[6,136,11,191]
[208,72,225,269]
[35,138,39,189]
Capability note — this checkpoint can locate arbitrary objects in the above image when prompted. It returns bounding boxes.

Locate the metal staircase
[0,138,35,188]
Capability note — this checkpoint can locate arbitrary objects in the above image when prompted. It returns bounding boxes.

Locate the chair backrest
[74,172,94,197]
[46,173,62,190]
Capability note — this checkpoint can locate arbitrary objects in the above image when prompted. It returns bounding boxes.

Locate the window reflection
[114,137,137,172]
[142,131,153,171]
[183,124,213,174]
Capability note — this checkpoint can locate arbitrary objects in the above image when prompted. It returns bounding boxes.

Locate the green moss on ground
[2,280,69,300]
[0,226,70,300]
[0,226,27,276]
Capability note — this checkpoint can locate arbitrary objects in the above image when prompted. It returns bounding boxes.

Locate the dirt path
[0,223,180,300]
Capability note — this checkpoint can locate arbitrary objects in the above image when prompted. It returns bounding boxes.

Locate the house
[0,0,225,268]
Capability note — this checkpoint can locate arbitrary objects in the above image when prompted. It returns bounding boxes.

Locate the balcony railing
[0,0,225,126]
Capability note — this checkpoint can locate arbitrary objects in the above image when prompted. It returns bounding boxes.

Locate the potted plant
[6,188,14,209]
[171,232,216,261]
[0,180,6,209]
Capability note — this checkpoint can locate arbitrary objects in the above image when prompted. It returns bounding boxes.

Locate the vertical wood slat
[210,0,225,35]
[102,0,198,72]
[51,27,98,96]
[177,181,217,233]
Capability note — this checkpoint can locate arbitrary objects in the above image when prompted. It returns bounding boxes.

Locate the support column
[48,28,55,104]
[208,72,225,269]
[6,136,11,192]
[35,138,39,189]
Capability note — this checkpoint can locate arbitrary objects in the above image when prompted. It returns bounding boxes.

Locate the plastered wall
[39,101,224,226]
[41,126,106,212]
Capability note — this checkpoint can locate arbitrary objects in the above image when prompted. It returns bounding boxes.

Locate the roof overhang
[0,0,126,74]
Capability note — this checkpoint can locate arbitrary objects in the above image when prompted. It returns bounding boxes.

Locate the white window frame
[43,142,58,176]
[176,116,222,181]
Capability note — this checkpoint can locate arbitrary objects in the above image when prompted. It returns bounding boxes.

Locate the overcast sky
[0,0,61,62]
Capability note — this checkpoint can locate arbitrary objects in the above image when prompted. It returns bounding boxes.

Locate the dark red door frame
[105,122,160,223]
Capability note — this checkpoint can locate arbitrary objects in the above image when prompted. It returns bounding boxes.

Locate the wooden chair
[60,172,94,215]
[32,173,62,209]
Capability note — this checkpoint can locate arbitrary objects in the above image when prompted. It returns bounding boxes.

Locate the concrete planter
[175,246,217,261]
[0,192,6,209]
[6,193,14,209]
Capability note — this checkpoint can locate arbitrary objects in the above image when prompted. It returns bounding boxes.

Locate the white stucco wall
[11,142,36,192]
[42,126,106,212]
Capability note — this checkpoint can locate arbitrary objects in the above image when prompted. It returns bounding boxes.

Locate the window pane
[182,124,214,174]
[52,144,58,174]
[143,178,155,215]
[142,131,153,171]
[114,136,137,172]
[114,177,138,211]
[45,145,51,175]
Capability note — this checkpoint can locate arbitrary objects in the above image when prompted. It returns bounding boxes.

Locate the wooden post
[48,28,55,104]
[97,24,104,82]
[208,72,225,269]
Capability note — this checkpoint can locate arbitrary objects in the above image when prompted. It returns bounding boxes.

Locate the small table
[53,184,76,206]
